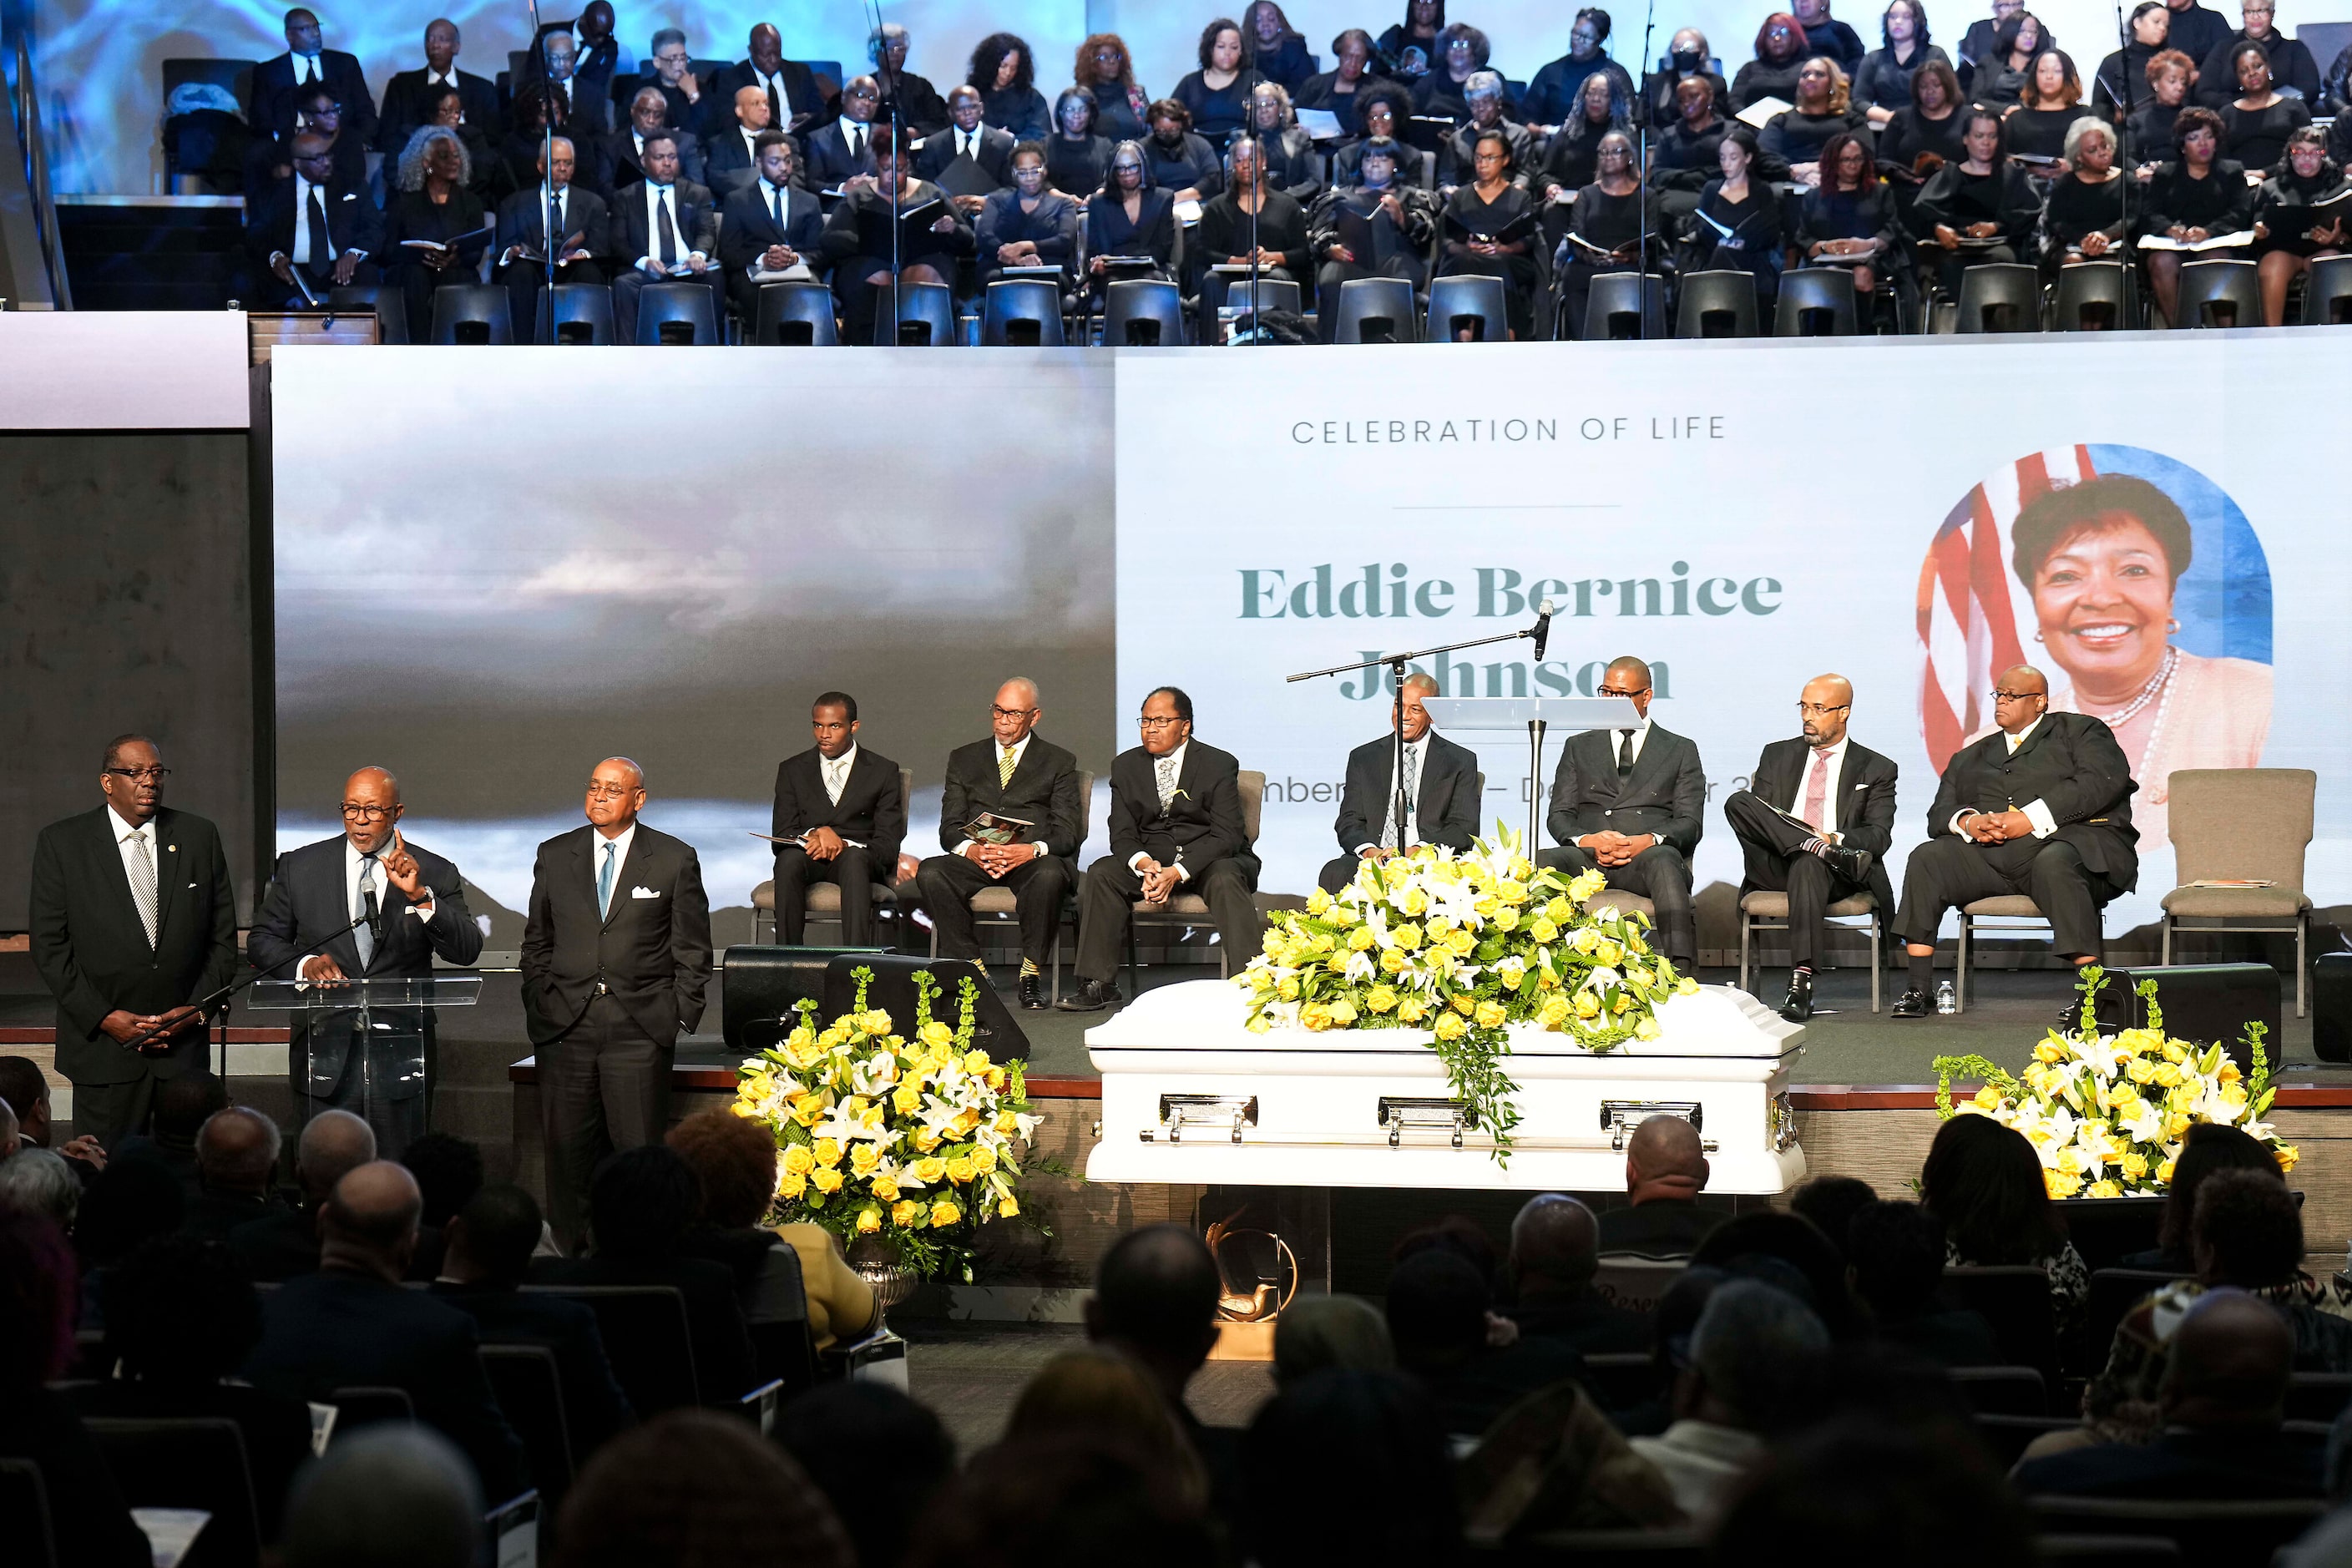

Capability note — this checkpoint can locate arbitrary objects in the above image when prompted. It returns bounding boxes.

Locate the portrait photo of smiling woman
[1920,447,2272,851]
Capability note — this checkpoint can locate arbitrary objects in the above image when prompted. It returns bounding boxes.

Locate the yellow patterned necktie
[999,748,1016,789]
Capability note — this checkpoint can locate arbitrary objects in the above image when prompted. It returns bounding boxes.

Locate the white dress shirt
[1613,719,1651,767]
[345,834,437,926]
[963,734,1043,862]
[951,124,992,160]
[1355,733,1432,855]
[295,50,322,84]
[1950,716,2057,838]
[751,64,792,109]
[109,804,157,904]
[590,821,638,901]
[1130,741,1191,880]
[838,116,872,159]
[1783,735,1849,841]
[817,747,867,848]
[636,180,706,271]
[281,170,361,268]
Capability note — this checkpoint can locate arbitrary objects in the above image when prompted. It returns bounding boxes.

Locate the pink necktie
[1803,748,1830,831]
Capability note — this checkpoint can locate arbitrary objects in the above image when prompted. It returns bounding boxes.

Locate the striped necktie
[124,828,159,948]
[999,747,1018,788]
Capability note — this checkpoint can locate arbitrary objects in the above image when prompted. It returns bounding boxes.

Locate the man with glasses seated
[30,736,240,1150]
[248,767,481,1156]
[1892,664,2137,1020]
[1721,674,1899,1022]
[1059,687,1261,1013]
[1534,655,1706,973]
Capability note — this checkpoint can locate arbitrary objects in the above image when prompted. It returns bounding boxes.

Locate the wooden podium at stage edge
[245,308,379,363]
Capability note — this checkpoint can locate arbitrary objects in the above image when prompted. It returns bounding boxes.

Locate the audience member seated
[529,1145,759,1405]
[871,22,952,139]
[559,1409,855,1568]
[1246,83,1324,200]
[1598,1115,1720,1257]
[2044,118,2129,272]
[1717,1414,2037,1562]
[1329,83,1429,187]
[1798,0,1873,72]
[1916,109,2045,294]
[494,136,609,344]
[2222,42,2313,169]
[710,23,824,142]
[180,1106,286,1241]
[1877,55,1966,200]
[1005,1348,1211,1507]
[417,86,502,205]
[250,7,377,142]
[635,29,711,140]
[1630,1280,1829,1525]
[1856,0,1953,123]
[68,1233,311,1540]
[1297,28,1379,137]
[1416,23,1507,121]
[2128,47,2198,163]
[1846,1200,2005,1365]
[2017,1288,2321,1496]
[703,85,776,200]
[806,75,886,190]
[1651,75,1732,200]
[1798,130,1898,298]
[245,128,381,306]
[979,143,1080,286]
[429,1181,634,1455]
[1272,1292,1397,1383]
[1386,1245,1586,1442]
[1788,1176,1880,1262]
[1044,87,1115,198]
[2000,49,2093,167]
[1529,71,1622,198]
[488,84,558,200]
[821,126,974,341]
[917,86,1018,215]
[1974,12,2056,108]
[2119,1121,2282,1271]
[2094,2,2172,119]
[0,1055,104,1181]
[1644,28,1732,125]
[720,132,827,317]
[383,127,490,336]
[73,1152,185,1300]
[119,1071,229,1196]
[1684,125,1784,301]
[1195,136,1312,325]
[603,87,706,195]
[775,1383,955,1568]
[229,1107,374,1281]
[1504,1194,1649,1355]
[0,1148,78,1230]
[1763,57,1873,184]
[1953,0,2018,87]
[2142,105,2256,321]
[1142,99,1226,201]
[1307,138,1434,336]
[518,29,596,140]
[609,131,723,341]
[1242,2,1317,92]
[1087,140,1181,293]
[279,1425,483,1568]
[1242,1369,1459,1566]
[243,82,367,203]
[2201,0,2321,107]
[245,1161,526,1499]
[1689,1211,1862,1338]
[397,1132,482,1234]
[1378,0,1444,80]
[1081,1223,1234,1504]
[969,32,1051,143]
[0,1211,150,1568]
[1525,11,1639,134]
[1736,13,1814,110]
[1919,1111,2088,1333]
[907,1434,1215,1568]
[2190,1168,2352,1369]
[1440,128,1543,338]
[1075,33,1154,144]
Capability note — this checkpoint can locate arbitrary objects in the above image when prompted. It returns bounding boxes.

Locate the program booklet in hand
[1736,95,1792,129]
[961,811,1035,846]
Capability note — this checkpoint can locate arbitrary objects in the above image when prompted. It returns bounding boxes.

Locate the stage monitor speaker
[2314,953,2352,1064]
[2092,963,2280,1075]
[721,945,885,1051]
[820,953,1033,1061]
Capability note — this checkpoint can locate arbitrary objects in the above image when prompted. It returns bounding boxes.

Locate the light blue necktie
[597,841,616,919]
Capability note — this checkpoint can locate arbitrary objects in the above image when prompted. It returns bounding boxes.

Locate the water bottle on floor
[1935,980,1957,1015]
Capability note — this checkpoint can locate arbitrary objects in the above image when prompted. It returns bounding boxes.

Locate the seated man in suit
[248,766,482,1155]
[228,1108,377,1281]
[640,28,711,134]
[1318,672,1479,894]
[609,131,723,341]
[1060,686,1262,1013]
[602,86,707,195]
[244,1161,525,1499]
[1892,664,2137,1019]
[703,85,777,201]
[806,75,886,191]
[916,85,1018,215]
[911,678,1084,1010]
[249,6,376,142]
[1596,1114,1721,1257]
[1502,1195,1649,1355]
[1721,673,1896,1022]
[182,1105,291,1242]
[873,22,953,137]
[518,28,597,140]
[376,18,498,158]
[770,691,907,948]
[1535,655,1705,971]
[244,83,367,202]
[495,135,608,343]
[720,132,827,317]
[247,131,382,305]
[711,23,825,140]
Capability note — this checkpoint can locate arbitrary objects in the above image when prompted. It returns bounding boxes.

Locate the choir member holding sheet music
[2252,126,2349,324]
[819,124,973,341]
[1439,128,1541,337]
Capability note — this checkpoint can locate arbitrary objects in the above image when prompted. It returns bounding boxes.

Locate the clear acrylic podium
[250,975,482,1147]
[1423,696,1644,846]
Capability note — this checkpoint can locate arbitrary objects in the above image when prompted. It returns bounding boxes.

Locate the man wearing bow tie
[248,767,481,1155]
[29,736,238,1148]
[1721,674,1897,1021]
[768,693,907,948]
[522,757,711,1248]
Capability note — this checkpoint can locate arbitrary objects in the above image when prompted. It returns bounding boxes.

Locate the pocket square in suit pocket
[631,886,661,898]
[341,191,357,200]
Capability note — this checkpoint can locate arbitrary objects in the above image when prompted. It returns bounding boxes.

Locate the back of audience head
[1509,1192,1600,1297]
[321,1159,424,1277]
[555,1409,852,1568]
[1625,1113,1710,1201]
[1273,1292,1395,1385]
[1242,1369,1459,1567]
[1652,1264,1727,1372]
[666,1105,777,1230]
[2194,1166,2303,1289]
[106,1232,260,1385]
[75,1148,185,1267]
[1386,1246,1490,1373]
[0,1095,18,1161]
[0,1147,78,1229]
[400,1130,483,1229]
[1789,1176,1878,1262]
[1845,1200,1950,1324]
[197,1105,281,1196]
[1692,1211,1857,1338]
[2161,1120,2283,1260]
[0,1055,48,1146]
[2163,1287,2293,1432]
[445,1181,544,1287]
[154,1069,230,1149]
[586,1143,699,1257]
[1685,1280,1831,1434]
[296,1107,377,1206]
[1710,1415,2033,1568]
[907,1434,1214,1568]
[1009,1348,1208,1505]
[1085,1222,1221,1398]
[775,1381,954,1568]
[1393,1212,1501,1292]
[281,1424,483,1568]
[1919,1111,2062,1266]
[0,1211,77,1390]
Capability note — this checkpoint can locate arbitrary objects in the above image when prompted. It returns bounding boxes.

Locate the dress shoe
[1891,988,1934,1019]
[1019,971,1046,1009]
[1055,979,1122,1013]
[1821,844,1874,884]
[1780,969,1814,1023]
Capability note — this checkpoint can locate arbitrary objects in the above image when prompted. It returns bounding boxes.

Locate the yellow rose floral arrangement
[1237,828,1698,1161]
[734,966,1044,1277]
[1934,969,2294,1199]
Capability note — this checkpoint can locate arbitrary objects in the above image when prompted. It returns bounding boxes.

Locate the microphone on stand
[1530,597,1556,661]
[362,887,382,947]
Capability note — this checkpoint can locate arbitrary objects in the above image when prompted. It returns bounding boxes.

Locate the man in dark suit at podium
[912,678,1084,1009]
[1722,674,1898,1021]
[1893,664,2137,1019]
[248,7,377,142]
[28,735,239,1148]
[1060,687,1261,1013]
[1535,656,1706,970]
[247,766,482,1156]
[522,756,711,1249]
[1318,673,1480,894]
[770,693,907,948]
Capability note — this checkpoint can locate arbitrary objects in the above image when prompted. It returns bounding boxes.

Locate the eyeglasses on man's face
[1797,701,1850,718]
[1991,688,2044,704]
[992,706,1039,720]
[1137,716,1186,730]
[340,802,392,821]
[1597,685,1648,700]
[106,766,171,782]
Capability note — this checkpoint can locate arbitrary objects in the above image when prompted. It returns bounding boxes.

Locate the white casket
[1086,980,1808,1192]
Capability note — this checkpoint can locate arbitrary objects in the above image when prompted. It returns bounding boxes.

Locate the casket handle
[1157,1094,1259,1145]
[1600,1100,1704,1151]
[1378,1096,1473,1149]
